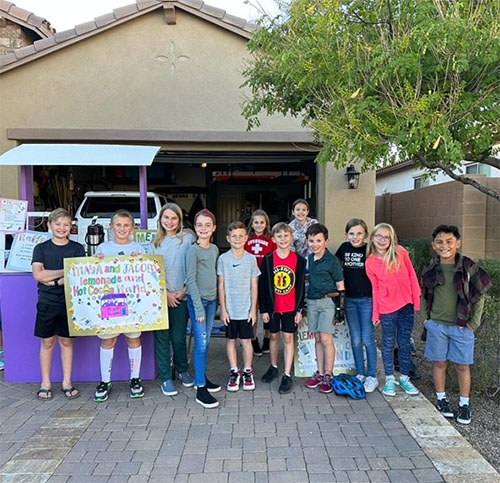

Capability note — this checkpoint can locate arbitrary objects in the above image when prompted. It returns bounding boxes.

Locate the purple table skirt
[0,272,157,383]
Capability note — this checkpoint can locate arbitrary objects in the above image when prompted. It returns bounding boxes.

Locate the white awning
[0,144,161,166]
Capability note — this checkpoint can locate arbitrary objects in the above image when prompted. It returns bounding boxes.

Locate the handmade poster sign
[133,229,156,251]
[64,254,168,336]
[6,231,51,272]
[294,318,356,377]
[0,198,28,233]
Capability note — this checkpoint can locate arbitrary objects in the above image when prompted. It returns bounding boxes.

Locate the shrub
[400,239,433,278]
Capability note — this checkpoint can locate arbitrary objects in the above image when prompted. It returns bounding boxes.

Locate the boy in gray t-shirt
[217,222,260,393]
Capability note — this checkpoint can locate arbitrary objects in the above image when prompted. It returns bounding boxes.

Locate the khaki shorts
[307,298,336,334]
[98,331,141,340]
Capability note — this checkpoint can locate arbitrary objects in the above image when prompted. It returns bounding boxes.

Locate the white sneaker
[364,377,379,393]
[356,374,366,383]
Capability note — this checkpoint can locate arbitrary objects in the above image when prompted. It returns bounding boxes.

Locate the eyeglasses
[373,234,391,242]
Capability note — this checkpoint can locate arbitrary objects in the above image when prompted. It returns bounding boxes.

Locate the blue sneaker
[178,372,194,387]
[161,380,178,396]
[0,359,4,371]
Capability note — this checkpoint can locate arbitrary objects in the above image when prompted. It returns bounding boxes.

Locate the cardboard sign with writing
[0,198,28,233]
[6,231,51,272]
[133,229,156,251]
[294,318,356,377]
[64,254,168,336]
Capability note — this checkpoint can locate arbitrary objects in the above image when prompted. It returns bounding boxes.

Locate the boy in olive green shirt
[422,225,491,425]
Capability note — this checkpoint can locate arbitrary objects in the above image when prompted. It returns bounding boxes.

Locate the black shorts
[264,311,297,334]
[34,302,71,338]
[226,319,254,340]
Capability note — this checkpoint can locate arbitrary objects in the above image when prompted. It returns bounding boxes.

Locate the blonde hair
[345,218,368,235]
[367,223,400,271]
[272,222,293,236]
[110,209,134,225]
[153,203,184,248]
[248,209,271,238]
[48,208,71,224]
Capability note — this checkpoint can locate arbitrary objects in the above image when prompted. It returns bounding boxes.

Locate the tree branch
[419,157,500,201]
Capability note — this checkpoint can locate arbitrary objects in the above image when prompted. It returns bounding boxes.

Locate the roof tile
[0,52,16,67]
[179,0,204,9]
[244,21,258,33]
[74,20,97,35]
[222,13,248,29]
[200,4,225,19]
[113,4,139,19]
[94,12,116,28]
[54,29,77,43]
[136,0,160,10]
[0,1,14,12]
[33,36,56,51]
[14,44,35,59]
[27,13,45,27]
[7,4,30,21]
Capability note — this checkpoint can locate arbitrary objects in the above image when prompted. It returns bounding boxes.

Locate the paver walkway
[0,337,493,482]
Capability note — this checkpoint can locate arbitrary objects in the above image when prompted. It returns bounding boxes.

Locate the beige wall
[317,163,375,251]
[0,8,375,224]
[376,176,499,260]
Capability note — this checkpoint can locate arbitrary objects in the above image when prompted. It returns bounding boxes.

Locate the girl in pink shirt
[366,223,421,397]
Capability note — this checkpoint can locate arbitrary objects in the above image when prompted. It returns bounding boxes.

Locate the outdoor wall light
[345,165,360,189]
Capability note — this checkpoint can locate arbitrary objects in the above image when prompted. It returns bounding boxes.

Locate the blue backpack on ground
[332,373,366,400]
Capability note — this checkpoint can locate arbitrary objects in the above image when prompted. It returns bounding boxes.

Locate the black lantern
[345,165,360,189]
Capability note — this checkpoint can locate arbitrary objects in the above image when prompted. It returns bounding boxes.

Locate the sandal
[61,386,80,400]
[37,388,52,400]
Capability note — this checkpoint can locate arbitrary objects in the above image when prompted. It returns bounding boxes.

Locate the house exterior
[0,1,55,55]
[0,0,375,249]
[376,160,500,196]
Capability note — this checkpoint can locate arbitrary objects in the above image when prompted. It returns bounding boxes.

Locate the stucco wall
[376,176,499,260]
[317,163,375,250]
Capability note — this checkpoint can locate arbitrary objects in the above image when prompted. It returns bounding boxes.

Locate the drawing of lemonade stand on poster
[64,254,169,336]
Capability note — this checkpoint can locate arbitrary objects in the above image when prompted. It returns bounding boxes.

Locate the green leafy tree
[243,0,500,200]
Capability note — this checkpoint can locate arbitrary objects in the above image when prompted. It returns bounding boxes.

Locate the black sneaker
[457,404,471,425]
[278,374,293,394]
[261,365,279,383]
[196,386,219,409]
[94,381,112,402]
[262,337,270,354]
[205,377,222,393]
[436,398,454,418]
[252,338,263,356]
[130,378,144,398]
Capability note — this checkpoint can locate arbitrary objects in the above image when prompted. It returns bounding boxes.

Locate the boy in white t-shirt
[94,210,146,402]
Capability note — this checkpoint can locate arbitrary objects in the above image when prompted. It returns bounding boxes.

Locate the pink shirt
[365,245,421,321]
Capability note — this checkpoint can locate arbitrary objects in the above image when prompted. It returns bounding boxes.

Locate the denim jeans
[345,297,377,378]
[187,296,218,387]
[380,304,415,377]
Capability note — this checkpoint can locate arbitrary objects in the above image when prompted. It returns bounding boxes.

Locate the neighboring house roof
[0,1,55,39]
[376,160,413,177]
[0,0,257,73]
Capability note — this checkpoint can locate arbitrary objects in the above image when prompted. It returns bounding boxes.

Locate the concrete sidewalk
[0,337,496,482]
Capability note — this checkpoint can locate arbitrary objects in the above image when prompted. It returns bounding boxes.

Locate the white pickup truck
[72,191,167,249]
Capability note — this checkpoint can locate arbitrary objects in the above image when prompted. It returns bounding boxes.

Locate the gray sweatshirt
[186,243,219,319]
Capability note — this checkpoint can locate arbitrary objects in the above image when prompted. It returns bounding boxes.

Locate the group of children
[31,199,491,424]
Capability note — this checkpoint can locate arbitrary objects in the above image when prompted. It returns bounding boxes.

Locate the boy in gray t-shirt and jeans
[217,222,260,392]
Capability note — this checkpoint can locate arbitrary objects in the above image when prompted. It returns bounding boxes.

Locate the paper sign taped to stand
[0,198,28,233]
[6,231,51,272]
[294,318,356,377]
[64,254,168,336]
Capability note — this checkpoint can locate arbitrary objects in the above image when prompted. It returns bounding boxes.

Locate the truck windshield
[81,197,157,218]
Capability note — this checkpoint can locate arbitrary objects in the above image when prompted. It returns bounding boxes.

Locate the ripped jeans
[187,296,218,387]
